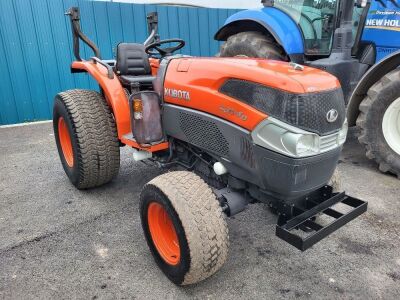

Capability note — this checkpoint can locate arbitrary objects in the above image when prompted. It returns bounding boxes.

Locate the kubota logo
[326,109,339,123]
[164,88,190,101]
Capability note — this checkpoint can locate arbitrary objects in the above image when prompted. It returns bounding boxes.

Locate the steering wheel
[145,39,185,57]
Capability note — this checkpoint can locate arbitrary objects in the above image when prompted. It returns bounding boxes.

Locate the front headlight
[251,117,346,158]
[281,132,319,157]
[297,134,320,156]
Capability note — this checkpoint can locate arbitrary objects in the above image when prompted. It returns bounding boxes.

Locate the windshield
[273,0,339,56]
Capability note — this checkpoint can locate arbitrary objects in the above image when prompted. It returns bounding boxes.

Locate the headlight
[281,132,319,157]
[296,134,320,155]
[251,117,346,158]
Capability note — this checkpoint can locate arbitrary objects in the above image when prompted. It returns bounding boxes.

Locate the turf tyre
[140,171,229,285]
[53,89,120,189]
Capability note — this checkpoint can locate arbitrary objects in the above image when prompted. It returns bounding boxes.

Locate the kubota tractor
[54,8,367,285]
[216,0,400,177]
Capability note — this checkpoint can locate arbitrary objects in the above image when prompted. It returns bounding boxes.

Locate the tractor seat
[115,43,155,89]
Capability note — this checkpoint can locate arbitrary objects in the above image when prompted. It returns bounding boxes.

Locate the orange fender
[71,60,168,152]
[71,60,131,138]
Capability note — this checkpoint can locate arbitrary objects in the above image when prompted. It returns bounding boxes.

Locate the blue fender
[215,7,304,56]
[347,49,400,126]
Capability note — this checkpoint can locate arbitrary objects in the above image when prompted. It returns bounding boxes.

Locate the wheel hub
[382,97,400,156]
[147,202,180,265]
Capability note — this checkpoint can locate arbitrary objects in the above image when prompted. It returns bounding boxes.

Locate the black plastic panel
[219,79,345,135]
[254,145,341,200]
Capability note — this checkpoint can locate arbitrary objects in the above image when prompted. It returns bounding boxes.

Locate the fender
[71,61,131,138]
[215,7,304,59]
[71,60,169,152]
[347,50,400,126]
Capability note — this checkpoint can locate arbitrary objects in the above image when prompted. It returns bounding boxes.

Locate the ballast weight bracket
[276,186,367,251]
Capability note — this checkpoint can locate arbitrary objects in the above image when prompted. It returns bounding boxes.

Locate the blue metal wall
[0,0,239,125]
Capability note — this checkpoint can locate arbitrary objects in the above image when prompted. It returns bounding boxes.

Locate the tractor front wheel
[357,69,400,178]
[140,171,229,285]
[53,89,120,189]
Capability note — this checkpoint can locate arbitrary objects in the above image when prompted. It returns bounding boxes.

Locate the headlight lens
[297,134,319,155]
[251,117,347,158]
[281,132,319,157]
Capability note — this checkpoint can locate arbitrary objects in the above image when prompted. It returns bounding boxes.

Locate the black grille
[220,79,345,135]
[179,112,229,157]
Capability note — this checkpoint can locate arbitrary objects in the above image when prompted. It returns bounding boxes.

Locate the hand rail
[91,57,114,79]
[65,7,102,61]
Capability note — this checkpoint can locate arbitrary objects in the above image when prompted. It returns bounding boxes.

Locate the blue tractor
[216,0,400,177]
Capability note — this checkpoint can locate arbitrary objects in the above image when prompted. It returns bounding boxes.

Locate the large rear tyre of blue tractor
[219,31,288,61]
[357,69,400,178]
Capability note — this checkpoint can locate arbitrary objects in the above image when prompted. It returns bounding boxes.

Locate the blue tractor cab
[216,0,400,177]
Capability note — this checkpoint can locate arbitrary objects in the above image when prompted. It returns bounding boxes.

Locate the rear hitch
[275,186,368,251]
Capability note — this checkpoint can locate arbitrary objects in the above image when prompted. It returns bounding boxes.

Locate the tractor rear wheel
[357,69,400,178]
[53,89,120,189]
[140,171,229,285]
[219,31,288,60]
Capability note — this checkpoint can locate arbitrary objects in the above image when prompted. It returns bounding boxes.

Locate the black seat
[115,43,155,89]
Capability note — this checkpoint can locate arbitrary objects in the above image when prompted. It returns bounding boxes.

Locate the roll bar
[65,7,102,61]
[144,12,160,46]
[65,7,160,61]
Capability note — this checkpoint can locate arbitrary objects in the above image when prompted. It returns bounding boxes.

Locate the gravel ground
[0,123,399,300]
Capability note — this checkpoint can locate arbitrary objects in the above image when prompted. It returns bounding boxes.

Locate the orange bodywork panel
[163,58,341,131]
[71,60,168,152]
[72,57,340,149]
[149,58,160,76]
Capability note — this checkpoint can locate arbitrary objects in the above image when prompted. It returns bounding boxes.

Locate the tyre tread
[356,69,400,178]
[56,89,120,189]
[220,31,287,60]
[146,171,229,285]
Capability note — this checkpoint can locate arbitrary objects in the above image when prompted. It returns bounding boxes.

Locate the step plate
[276,191,368,251]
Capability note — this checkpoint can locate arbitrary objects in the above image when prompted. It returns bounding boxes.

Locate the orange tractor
[54,8,367,285]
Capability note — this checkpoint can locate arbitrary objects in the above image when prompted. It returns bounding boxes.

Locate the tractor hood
[163,57,344,135]
[167,57,340,94]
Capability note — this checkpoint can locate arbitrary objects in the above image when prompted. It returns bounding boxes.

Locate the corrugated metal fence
[0,0,239,125]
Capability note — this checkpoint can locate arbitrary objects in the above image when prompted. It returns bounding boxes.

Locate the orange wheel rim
[147,202,181,265]
[58,117,74,168]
